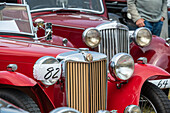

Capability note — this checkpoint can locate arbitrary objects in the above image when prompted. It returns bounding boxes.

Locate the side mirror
[34,18,44,28]
[33,18,53,41]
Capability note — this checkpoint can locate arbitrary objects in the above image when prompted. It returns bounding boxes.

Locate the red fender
[130,36,170,73]
[107,63,170,113]
[0,71,36,86]
[0,71,55,112]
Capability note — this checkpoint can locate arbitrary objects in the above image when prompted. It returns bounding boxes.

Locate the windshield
[23,0,104,14]
[0,3,33,35]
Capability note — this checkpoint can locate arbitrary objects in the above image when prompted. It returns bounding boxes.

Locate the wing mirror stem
[33,18,53,41]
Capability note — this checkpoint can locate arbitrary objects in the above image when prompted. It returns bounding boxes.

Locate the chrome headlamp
[50,107,81,113]
[83,28,101,48]
[124,105,141,113]
[33,56,61,85]
[109,53,134,81]
[133,27,152,47]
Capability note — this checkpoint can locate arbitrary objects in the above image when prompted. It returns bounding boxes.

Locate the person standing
[127,0,167,36]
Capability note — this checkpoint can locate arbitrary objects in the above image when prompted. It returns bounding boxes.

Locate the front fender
[130,36,170,73]
[107,63,170,113]
[0,71,55,112]
[0,71,36,86]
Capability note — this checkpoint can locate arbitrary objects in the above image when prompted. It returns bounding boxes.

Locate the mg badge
[86,53,93,61]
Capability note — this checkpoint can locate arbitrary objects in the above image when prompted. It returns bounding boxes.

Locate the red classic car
[20,0,170,74]
[105,0,170,74]
[18,0,170,97]
[1,2,170,113]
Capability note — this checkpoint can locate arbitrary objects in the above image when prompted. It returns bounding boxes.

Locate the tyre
[162,89,169,96]
[0,89,40,113]
[140,82,170,113]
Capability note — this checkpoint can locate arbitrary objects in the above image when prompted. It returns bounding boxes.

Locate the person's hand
[160,17,165,22]
[136,18,145,27]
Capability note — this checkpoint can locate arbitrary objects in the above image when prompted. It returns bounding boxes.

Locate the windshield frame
[23,0,105,14]
[0,3,34,36]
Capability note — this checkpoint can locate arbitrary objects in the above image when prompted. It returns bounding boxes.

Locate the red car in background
[19,0,170,75]
[0,2,170,113]
[105,0,170,75]
[16,0,170,95]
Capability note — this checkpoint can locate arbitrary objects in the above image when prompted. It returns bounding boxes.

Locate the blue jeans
[144,20,163,36]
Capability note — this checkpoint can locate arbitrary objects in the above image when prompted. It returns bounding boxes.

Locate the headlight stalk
[109,53,134,88]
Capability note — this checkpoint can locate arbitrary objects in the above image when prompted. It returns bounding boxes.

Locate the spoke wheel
[140,82,170,113]
[140,95,157,113]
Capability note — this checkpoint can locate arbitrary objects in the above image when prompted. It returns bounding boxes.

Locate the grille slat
[99,28,129,62]
[67,60,107,113]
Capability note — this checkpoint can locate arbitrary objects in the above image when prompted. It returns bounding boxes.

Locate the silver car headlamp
[124,105,141,113]
[50,107,81,113]
[33,56,61,85]
[83,28,101,48]
[109,53,134,81]
[133,27,152,47]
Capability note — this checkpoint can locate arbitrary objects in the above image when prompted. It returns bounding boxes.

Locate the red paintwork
[0,71,36,86]
[0,34,169,113]
[105,0,170,72]
[107,63,170,113]
[28,0,109,50]
[1,34,170,112]
[32,12,108,29]
[32,11,109,50]
[0,71,55,112]
[130,36,170,73]
[0,35,74,112]
[30,0,170,74]
[3,1,170,112]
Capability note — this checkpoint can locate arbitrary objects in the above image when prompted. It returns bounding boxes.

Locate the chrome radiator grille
[66,60,107,113]
[98,28,129,62]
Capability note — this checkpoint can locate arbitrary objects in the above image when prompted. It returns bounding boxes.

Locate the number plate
[34,64,61,81]
[149,79,170,89]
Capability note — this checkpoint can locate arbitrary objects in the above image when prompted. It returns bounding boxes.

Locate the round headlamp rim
[134,27,152,47]
[124,105,141,113]
[82,27,101,48]
[33,56,60,86]
[110,53,134,81]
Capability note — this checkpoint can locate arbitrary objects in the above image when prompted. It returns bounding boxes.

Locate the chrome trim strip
[50,107,81,113]
[105,63,108,110]
[96,21,129,30]
[0,36,78,51]
[65,60,69,108]
[57,50,107,62]
[53,24,85,30]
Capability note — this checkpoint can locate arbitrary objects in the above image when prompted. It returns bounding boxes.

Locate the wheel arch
[0,71,36,86]
[107,63,170,112]
[0,84,55,113]
[0,71,55,113]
